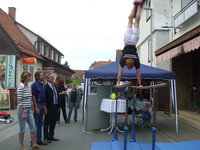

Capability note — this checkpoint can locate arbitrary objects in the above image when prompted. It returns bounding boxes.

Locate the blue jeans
[34,104,44,142]
[16,107,36,133]
[68,102,77,121]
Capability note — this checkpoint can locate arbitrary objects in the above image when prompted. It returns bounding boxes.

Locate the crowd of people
[16,71,83,150]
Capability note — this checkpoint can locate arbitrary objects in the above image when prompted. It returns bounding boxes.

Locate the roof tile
[0,8,43,60]
[92,61,114,68]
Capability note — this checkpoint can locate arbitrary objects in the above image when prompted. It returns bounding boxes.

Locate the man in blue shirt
[31,71,48,145]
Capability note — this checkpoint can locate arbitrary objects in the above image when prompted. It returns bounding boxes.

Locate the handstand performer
[116,0,144,87]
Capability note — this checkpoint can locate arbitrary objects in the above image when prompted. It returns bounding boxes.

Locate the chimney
[8,7,16,21]
[116,50,122,61]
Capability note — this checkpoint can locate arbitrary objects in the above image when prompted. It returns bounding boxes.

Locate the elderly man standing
[43,73,59,142]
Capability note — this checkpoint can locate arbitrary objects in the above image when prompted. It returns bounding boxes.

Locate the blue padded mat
[91,140,200,150]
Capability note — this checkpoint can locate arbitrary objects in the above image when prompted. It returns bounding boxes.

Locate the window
[29,66,34,81]
[148,39,152,63]
[44,46,49,57]
[38,42,42,54]
[34,42,38,51]
[58,55,61,64]
[146,0,151,21]
[54,51,58,62]
[182,0,193,9]
[23,65,28,72]
[39,43,44,55]
[51,50,54,60]
[49,48,52,59]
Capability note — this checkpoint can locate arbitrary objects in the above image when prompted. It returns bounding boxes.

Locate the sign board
[43,66,54,72]
[6,55,16,88]
[22,57,36,64]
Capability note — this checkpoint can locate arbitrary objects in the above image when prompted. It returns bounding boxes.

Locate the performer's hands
[115,83,120,88]
[138,84,143,88]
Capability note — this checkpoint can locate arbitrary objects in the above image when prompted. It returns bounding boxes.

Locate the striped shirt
[17,82,33,108]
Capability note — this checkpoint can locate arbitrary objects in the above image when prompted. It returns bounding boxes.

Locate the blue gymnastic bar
[112,112,118,140]
[130,112,136,142]
[124,126,128,150]
[152,127,157,150]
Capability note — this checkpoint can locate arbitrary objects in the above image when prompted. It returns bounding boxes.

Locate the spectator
[43,73,59,142]
[17,72,41,150]
[67,85,81,123]
[57,79,68,123]
[31,71,48,145]
[77,87,83,108]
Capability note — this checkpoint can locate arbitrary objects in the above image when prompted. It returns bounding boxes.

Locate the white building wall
[17,24,38,47]
[157,60,171,71]
[139,0,200,71]
[138,0,172,67]
[16,58,43,87]
[156,0,200,71]
[172,0,200,40]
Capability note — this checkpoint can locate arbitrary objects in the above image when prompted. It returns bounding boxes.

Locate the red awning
[157,36,200,64]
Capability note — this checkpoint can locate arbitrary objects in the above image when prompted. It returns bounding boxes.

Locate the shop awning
[155,25,200,64]
[156,36,200,64]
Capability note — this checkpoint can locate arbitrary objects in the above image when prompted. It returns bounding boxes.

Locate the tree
[63,61,69,68]
[89,61,97,69]
[65,78,81,85]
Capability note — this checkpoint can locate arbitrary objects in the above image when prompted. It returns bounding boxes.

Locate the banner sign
[43,66,54,72]
[22,57,36,64]
[6,55,16,88]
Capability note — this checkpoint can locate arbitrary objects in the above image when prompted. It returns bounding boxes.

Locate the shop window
[23,65,28,72]
[29,66,34,81]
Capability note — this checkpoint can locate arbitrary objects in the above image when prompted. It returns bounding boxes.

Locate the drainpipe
[143,6,153,66]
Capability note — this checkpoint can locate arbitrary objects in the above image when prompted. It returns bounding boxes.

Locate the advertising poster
[6,55,16,89]
[0,55,10,108]
[89,86,97,95]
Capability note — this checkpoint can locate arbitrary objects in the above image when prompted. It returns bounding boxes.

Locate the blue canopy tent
[85,62,175,80]
[83,62,178,134]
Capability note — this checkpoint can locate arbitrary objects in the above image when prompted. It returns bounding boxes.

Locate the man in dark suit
[43,73,59,142]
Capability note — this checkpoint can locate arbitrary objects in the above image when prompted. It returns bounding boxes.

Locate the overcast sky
[1,0,132,70]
